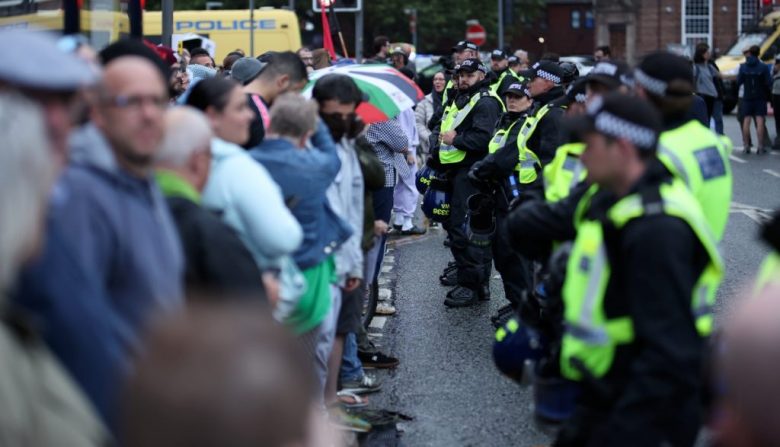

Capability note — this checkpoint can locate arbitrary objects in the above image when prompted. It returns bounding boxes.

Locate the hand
[343,277,362,292]
[374,220,389,236]
[262,272,280,308]
[406,152,416,166]
[441,130,457,146]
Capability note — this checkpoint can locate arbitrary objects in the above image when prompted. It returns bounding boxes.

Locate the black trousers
[772,94,780,146]
[443,167,492,290]
[492,210,533,306]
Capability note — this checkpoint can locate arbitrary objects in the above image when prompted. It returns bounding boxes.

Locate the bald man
[717,283,780,447]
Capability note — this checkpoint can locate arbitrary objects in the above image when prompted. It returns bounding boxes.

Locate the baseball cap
[455,58,488,75]
[634,52,694,97]
[508,55,520,66]
[390,46,406,55]
[586,60,630,89]
[530,61,564,85]
[565,93,662,152]
[504,82,529,97]
[453,40,479,53]
[230,57,268,85]
[565,77,588,104]
[0,28,97,91]
[491,49,507,60]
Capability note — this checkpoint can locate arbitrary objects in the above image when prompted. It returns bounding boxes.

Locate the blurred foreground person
[122,303,333,447]
[717,283,780,447]
[0,91,107,446]
[156,107,268,302]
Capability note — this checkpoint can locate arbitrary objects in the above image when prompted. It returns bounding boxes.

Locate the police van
[143,8,302,62]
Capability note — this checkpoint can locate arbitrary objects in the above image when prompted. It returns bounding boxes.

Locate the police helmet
[422,187,451,223]
[415,164,434,195]
[493,317,548,383]
[559,61,580,84]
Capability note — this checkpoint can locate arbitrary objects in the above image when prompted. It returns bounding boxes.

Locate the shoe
[375,302,396,315]
[478,283,491,301]
[440,268,458,286]
[490,303,516,325]
[444,286,480,307]
[744,145,752,154]
[329,406,372,433]
[392,223,402,231]
[340,373,382,395]
[443,238,452,248]
[400,225,427,236]
[358,351,400,369]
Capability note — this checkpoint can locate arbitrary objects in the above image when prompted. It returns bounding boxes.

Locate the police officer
[433,58,504,307]
[441,41,480,108]
[507,93,724,446]
[634,52,733,242]
[468,82,535,311]
[488,49,510,95]
[524,61,568,165]
[755,210,780,292]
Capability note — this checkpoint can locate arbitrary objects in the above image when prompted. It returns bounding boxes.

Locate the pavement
[365,115,780,446]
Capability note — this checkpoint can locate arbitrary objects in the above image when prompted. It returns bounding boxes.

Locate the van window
[726,33,769,56]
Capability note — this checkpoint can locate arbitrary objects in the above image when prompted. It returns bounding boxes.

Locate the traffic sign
[466,23,486,47]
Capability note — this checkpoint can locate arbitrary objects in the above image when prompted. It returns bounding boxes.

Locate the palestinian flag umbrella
[302,63,424,123]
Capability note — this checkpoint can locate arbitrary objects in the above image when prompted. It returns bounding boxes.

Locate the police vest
[511,102,563,172]
[489,70,523,95]
[559,179,724,381]
[543,142,586,203]
[441,79,455,106]
[439,89,504,165]
[487,117,541,184]
[658,120,733,242]
[755,252,780,293]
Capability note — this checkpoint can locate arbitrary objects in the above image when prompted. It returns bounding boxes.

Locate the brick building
[594,0,763,64]
[508,0,596,59]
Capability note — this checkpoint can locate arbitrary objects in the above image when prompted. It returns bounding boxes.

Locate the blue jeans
[712,99,724,135]
[340,332,364,382]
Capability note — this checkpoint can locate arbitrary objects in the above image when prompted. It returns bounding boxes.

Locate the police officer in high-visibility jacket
[468,82,535,310]
[524,61,568,166]
[433,58,504,307]
[634,52,733,242]
[506,93,723,446]
[755,210,780,293]
[496,55,528,97]
[488,49,511,96]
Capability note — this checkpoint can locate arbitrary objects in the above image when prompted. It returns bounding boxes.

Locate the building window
[739,0,759,34]
[585,10,594,29]
[682,0,712,50]
[571,10,581,29]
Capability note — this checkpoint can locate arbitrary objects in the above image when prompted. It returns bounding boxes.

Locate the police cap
[530,61,564,85]
[586,60,630,89]
[455,58,488,75]
[491,49,507,60]
[565,77,588,104]
[453,40,480,53]
[507,55,520,66]
[566,92,662,152]
[504,82,529,98]
[634,52,694,97]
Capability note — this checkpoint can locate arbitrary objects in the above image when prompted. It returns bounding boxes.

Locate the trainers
[375,302,396,315]
[359,351,400,369]
[340,374,382,395]
[444,286,480,307]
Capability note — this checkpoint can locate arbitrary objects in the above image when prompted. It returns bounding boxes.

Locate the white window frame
[738,0,759,34]
[681,0,713,49]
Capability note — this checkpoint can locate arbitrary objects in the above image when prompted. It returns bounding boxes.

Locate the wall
[508,1,596,59]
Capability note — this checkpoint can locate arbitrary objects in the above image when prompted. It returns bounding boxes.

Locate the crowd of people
[0,23,779,447]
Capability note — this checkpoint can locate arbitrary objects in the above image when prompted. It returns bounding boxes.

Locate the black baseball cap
[491,49,507,60]
[453,40,479,53]
[586,60,630,89]
[508,55,520,66]
[634,52,694,97]
[504,82,529,97]
[530,61,564,85]
[455,58,488,75]
[565,93,662,152]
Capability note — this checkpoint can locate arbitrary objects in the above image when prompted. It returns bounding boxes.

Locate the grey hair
[0,92,56,293]
[268,93,318,139]
[156,106,213,167]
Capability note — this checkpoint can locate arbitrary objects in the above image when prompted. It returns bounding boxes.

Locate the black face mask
[321,112,364,141]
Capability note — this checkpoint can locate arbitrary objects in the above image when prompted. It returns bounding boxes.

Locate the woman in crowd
[415,71,446,158]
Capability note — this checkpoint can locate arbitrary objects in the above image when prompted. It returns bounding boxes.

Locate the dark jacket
[738,55,772,101]
[355,135,386,251]
[525,86,567,165]
[243,93,269,149]
[162,191,267,301]
[506,161,708,447]
[431,78,504,170]
[250,121,353,270]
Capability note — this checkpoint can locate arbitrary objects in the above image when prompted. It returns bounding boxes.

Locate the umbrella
[302,63,424,123]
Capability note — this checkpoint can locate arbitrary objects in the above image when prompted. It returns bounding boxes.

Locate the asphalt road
[369,115,780,447]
